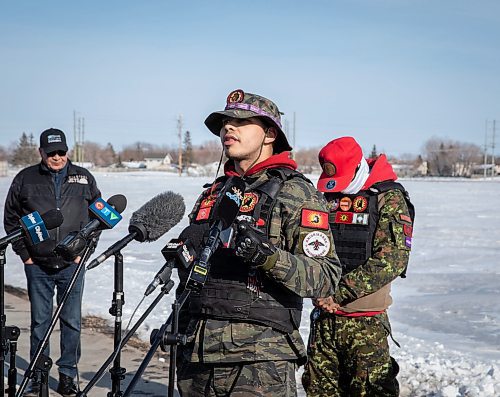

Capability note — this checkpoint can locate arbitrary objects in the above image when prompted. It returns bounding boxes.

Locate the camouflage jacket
[181,168,341,364]
[333,188,412,309]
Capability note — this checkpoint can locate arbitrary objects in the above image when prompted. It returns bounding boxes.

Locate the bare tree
[294,147,322,173]
[192,140,223,165]
[423,137,482,176]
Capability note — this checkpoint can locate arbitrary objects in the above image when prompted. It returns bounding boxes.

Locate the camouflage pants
[302,312,399,397]
[177,360,297,396]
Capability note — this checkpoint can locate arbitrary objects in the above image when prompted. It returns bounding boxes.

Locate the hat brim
[41,142,68,153]
[317,172,353,193]
[204,110,292,153]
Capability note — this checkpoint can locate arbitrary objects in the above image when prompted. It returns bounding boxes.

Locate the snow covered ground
[1,171,499,396]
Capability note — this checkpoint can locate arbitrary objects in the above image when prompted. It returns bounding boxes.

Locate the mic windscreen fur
[129,191,186,242]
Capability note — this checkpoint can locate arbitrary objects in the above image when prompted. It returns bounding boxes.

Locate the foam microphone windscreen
[213,176,246,229]
[41,209,64,230]
[107,194,127,213]
[129,191,186,242]
[178,223,207,255]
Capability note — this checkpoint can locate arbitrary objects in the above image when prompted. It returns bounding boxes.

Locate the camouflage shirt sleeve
[264,178,342,298]
[334,189,412,304]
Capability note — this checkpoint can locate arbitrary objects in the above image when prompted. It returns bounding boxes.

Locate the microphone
[55,194,127,260]
[144,224,205,296]
[0,209,64,249]
[186,176,245,291]
[87,191,186,270]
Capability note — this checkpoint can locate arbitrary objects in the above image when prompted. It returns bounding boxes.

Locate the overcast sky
[1,0,499,156]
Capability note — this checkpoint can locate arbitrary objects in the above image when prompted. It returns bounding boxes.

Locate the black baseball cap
[39,128,68,153]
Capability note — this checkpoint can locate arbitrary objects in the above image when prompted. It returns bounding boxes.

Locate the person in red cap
[175,90,341,397]
[302,136,415,397]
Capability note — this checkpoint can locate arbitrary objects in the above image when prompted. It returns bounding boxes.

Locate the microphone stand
[77,280,175,397]
[16,238,97,397]
[108,251,125,397]
[123,227,223,397]
[123,288,190,397]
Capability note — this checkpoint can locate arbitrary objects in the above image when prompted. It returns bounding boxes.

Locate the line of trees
[0,132,495,177]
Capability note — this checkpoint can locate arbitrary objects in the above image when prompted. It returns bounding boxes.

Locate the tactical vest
[188,168,309,333]
[326,181,414,276]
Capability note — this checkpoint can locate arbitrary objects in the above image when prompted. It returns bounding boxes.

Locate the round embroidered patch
[323,162,336,177]
[326,180,336,190]
[328,198,340,211]
[240,192,259,213]
[227,89,245,104]
[302,231,331,257]
[353,196,368,212]
[339,197,352,211]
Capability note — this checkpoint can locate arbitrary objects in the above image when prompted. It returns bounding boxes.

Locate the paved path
[2,287,177,396]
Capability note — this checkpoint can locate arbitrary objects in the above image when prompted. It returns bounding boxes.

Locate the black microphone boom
[144,224,205,296]
[0,209,63,249]
[87,191,186,270]
[54,194,127,260]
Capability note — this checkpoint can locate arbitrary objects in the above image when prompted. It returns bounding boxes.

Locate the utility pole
[484,119,497,179]
[292,111,296,149]
[492,120,496,178]
[73,110,77,161]
[484,120,488,179]
[177,115,183,176]
[81,117,85,164]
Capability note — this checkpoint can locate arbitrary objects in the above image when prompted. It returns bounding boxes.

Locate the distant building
[144,154,173,169]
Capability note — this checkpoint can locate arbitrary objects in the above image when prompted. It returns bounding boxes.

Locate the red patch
[195,207,211,221]
[240,192,259,213]
[353,196,368,212]
[201,195,217,209]
[335,212,353,224]
[399,214,412,223]
[301,209,329,230]
[256,218,266,227]
[403,224,413,237]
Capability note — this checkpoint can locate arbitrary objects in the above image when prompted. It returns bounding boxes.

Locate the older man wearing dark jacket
[4,128,100,396]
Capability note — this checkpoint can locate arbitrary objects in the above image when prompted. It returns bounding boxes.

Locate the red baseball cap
[317,136,363,192]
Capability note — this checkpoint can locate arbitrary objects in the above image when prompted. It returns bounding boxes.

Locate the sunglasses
[46,150,67,157]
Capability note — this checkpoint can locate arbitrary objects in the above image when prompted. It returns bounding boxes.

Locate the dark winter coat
[3,161,101,269]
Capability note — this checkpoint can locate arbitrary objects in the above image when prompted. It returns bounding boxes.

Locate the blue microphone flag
[89,198,122,228]
[20,211,49,245]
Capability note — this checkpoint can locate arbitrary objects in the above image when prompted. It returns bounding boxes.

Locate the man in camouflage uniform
[175,89,342,396]
[302,137,414,397]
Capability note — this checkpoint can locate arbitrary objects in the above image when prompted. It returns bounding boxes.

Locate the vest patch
[201,195,217,208]
[196,206,211,221]
[327,198,339,211]
[67,175,88,184]
[334,211,369,225]
[301,209,329,230]
[339,197,352,211]
[240,192,259,212]
[353,196,368,212]
[302,231,331,257]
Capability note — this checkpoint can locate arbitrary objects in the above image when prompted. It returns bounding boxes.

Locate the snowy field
[1,171,499,396]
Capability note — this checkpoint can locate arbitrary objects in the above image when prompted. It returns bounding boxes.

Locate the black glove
[234,221,278,268]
